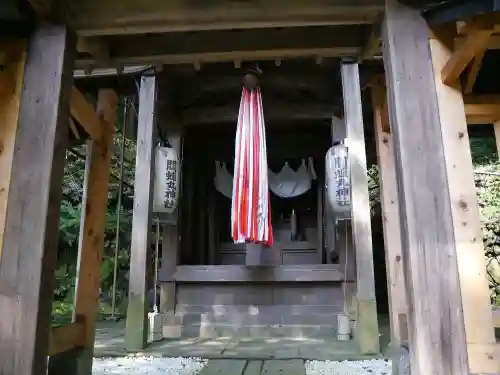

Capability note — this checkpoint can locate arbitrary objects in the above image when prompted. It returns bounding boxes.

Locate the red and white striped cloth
[231,87,274,246]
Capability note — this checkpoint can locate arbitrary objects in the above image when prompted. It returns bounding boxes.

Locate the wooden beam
[48,322,85,356]
[455,34,500,50]
[67,0,382,36]
[441,25,493,86]
[464,47,486,94]
[430,34,498,374]
[68,89,117,374]
[70,86,103,140]
[0,25,75,375]
[371,78,407,349]
[77,36,110,61]
[341,62,379,355]
[182,103,337,125]
[76,47,360,69]
[382,1,469,373]
[0,42,26,259]
[125,75,157,350]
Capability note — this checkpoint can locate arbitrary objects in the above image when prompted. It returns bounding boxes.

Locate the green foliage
[53,128,136,321]
[368,135,500,306]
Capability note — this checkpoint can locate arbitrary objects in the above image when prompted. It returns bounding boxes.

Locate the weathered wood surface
[371,78,407,348]
[0,25,75,375]
[48,322,85,356]
[63,89,117,375]
[494,120,500,160]
[67,0,382,36]
[430,35,499,373]
[125,75,157,350]
[171,264,346,283]
[159,224,178,314]
[70,86,104,140]
[441,24,493,86]
[382,1,469,374]
[341,62,379,354]
[0,42,26,259]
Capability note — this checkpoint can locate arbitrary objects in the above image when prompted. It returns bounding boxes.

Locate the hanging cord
[339,217,356,325]
[153,216,160,313]
[110,97,128,319]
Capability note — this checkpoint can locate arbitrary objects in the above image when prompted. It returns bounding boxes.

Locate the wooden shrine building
[0,0,499,374]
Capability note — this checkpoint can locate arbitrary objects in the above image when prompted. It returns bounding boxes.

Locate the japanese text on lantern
[164,159,177,209]
[334,151,350,207]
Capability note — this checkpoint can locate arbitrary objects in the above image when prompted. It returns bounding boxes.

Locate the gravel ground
[305,359,392,375]
[92,357,208,374]
[92,357,392,375]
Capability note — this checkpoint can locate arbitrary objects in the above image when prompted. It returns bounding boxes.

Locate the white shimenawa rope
[153,216,160,313]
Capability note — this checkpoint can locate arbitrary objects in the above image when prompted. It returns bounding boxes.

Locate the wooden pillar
[125,75,158,350]
[382,1,469,373]
[0,42,26,257]
[430,35,498,373]
[51,90,117,374]
[159,225,178,314]
[494,121,500,160]
[370,79,407,349]
[159,119,182,315]
[340,62,379,354]
[0,25,75,375]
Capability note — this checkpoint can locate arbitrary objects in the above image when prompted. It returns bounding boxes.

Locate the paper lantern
[153,146,180,213]
[325,142,350,214]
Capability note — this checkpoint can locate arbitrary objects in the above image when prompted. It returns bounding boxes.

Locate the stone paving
[93,320,382,361]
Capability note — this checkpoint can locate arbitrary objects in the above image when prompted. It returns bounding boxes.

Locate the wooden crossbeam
[77,36,109,61]
[464,95,500,124]
[442,26,493,86]
[70,86,108,140]
[464,47,486,94]
[48,322,85,356]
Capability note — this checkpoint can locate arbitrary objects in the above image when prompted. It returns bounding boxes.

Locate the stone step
[166,311,339,327]
[176,304,342,316]
[164,321,338,339]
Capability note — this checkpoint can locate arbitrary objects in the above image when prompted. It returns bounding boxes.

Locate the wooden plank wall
[0,25,75,375]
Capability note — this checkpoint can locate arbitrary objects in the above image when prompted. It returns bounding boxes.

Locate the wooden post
[430,35,498,374]
[382,1,469,373]
[340,62,380,354]
[125,75,158,350]
[370,79,407,349]
[0,25,75,375]
[51,90,117,374]
[159,116,182,315]
[0,42,26,258]
[494,121,500,160]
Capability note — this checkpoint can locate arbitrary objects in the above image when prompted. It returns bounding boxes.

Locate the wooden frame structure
[0,0,499,374]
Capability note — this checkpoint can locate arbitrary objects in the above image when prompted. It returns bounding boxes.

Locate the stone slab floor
[93,320,384,361]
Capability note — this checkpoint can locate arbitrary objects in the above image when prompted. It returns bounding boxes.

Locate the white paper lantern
[325,142,350,214]
[153,146,180,213]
